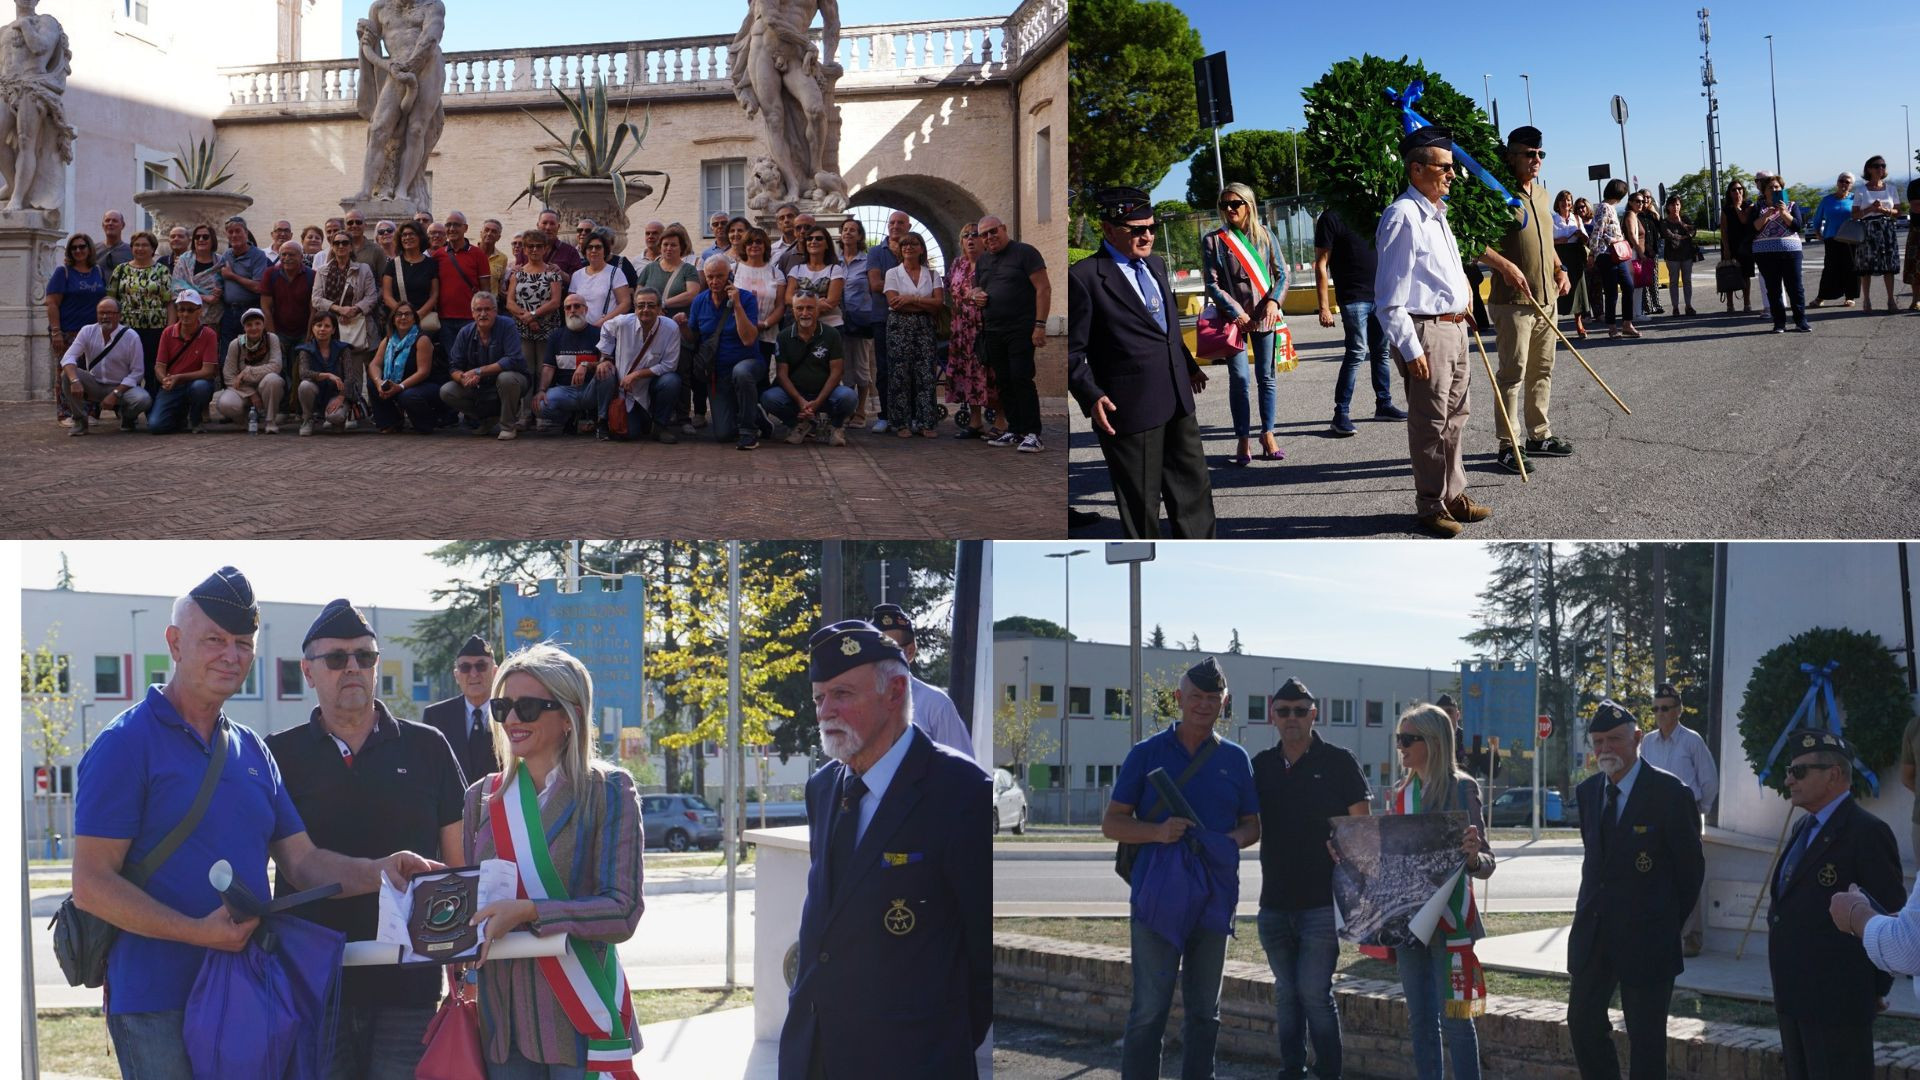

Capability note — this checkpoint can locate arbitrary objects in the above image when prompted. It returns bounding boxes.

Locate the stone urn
[538,177,648,256]
[133,189,256,238]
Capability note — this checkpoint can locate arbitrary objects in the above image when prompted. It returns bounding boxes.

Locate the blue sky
[1151,2,1920,206]
[338,1,1007,56]
[994,541,1507,670]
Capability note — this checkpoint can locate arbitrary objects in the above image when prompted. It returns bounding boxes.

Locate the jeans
[148,378,213,433]
[369,380,449,432]
[106,1008,193,1080]
[1225,329,1277,438]
[761,384,857,428]
[1756,249,1808,330]
[710,354,769,439]
[327,1002,437,1080]
[593,371,683,437]
[484,1050,590,1080]
[1597,255,1636,326]
[1665,259,1695,310]
[440,371,529,427]
[1121,918,1229,1080]
[1257,906,1343,1078]
[1334,301,1394,416]
[1397,935,1481,1080]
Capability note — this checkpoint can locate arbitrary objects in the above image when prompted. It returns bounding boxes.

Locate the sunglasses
[456,660,493,675]
[490,695,567,724]
[1121,224,1156,237]
[306,648,381,671]
[1272,704,1313,719]
[1396,733,1426,748]
[1654,703,1680,713]
[1787,762,1839,780]
[1517,150,1547,160]
[1221,200,1247,211]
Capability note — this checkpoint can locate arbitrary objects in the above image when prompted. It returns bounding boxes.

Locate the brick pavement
[0,403,1067,539]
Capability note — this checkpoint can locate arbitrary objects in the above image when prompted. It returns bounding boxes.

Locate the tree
[1068,0,1204,221]
[994,694,1059,789]
[1154,198,1206,275]
[1150,624,1167,649]
[1228,629,1245,655]
[1184,128,1316,207]
[993,615,1074,640]
[54,554,73,590]
[22,627,76,851]
[1186,633,1202,652]
[1668,164,1755,226]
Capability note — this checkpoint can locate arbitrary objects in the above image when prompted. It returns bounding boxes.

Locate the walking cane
[1466,325,1529,483]
[1736,801,1797,961]
[1519,292,1633,415]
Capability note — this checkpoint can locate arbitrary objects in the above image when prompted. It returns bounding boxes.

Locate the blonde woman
[1202,182,1288,465]
[461,643,645,1080]
[1387,703,1493,1080]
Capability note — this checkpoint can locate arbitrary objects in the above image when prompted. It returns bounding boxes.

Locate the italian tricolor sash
[1216,226,1273,297]
[1392,775,1488,1019]
[489,770,640,1077]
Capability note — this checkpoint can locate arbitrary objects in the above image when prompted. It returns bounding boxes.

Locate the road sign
[33,767,47,795]
[1105,543,1155,564]
[1611,95,1628,124]
[1538,714,1554,740]
[1588,164,1611,181]
[1194,52,1233,128]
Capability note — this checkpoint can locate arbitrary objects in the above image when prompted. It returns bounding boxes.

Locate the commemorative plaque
[406,868,481,958]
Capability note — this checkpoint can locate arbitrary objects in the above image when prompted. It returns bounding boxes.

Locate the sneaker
[264,422,280,434]
[872,418,891,433]
[535,418,557,434]
[299,420,314,437]
[681,421,699,436]
[68,419,87,436]
[1770,327,1786,334]
[1417,512,1464,538]
[986,430,1020,447]
[1330,413,1357,437]
[848,415,869,429]
[953,426,981,439]
[1497,446,1528,474]
[1016,433,1043,453]
[1791,323,1812,333]
[654,427,678,444]
[344,418,360,431]
[786,420,812,445]
[1446,495,1493,523]
[828,427,846,447]
[497,427,517,441]
[736,432,758,451]
[1525,435,1574,457]
[595,423,613,442]
[692,413,709,429]
[120,413,136,432]
[1374,403,1408,421]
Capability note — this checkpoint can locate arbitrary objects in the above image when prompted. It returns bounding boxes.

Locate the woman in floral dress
[944,224,999,439]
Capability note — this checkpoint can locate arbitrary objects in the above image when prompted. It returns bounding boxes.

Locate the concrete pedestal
[0,209,63,402]
[744,824,809,1044]
[339,196,423,226]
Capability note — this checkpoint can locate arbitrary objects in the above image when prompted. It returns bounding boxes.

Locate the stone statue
[729,0,849,214]
[349,0,445,213]
[0,0,75,214]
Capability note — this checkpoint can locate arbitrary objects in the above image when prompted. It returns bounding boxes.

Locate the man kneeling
[438,292,528,440]
[59,298,151,434]
[590,286,683,443]
[762,294,856,446]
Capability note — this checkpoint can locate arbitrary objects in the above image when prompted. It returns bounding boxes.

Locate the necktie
[1130,259,1166,331]
[1779,815,1816,889]
[827,769,870,899]
[1599,782,1620,853]
[470,705,484,739]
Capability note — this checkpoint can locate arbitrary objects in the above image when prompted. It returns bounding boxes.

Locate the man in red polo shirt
[259,242,314,411]
[437,210,493,348]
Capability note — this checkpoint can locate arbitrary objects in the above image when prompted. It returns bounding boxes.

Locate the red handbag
[1194,304,1246,359]
[415,972,486,1080]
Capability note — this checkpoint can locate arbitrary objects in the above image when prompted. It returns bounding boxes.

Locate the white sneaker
[264,422,280,434]
[497,427,517,441]
[299,420,314,436]
[344,418,360,431]
[871,418,891,433]
[986,431,1019,447]
[1016,433,1043,453]
[785,420,811,445]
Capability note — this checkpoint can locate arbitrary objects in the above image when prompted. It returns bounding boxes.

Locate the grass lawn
[36,988,754,1077]
[31,878,71,892]
[994,914,1920,1045]
[646,848,758,869]
[1486,828,1581,842]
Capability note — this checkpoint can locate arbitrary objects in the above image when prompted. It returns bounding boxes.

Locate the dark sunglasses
[1654,703,1680,713]
[1787,762,1839,780]
[1516,149,1547,160]
[1220,200,1247,211]
[1121,224,1156,237]
[456,660,493,675]
[490,696,566,724]
[306,649,380,671]
[1272,704,1313,719]
[1396,732,1426,748]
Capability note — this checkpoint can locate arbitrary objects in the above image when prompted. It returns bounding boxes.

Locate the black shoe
[655,427,679,444]
[953,426,981,439]
[1497,446,1528,474]
[595,423,612,441]
[1068,509,1102,529]
[1374,403,1408,420]
[1792,323,1812,333]
[736,433,758,451]
[1525,435,1574,457]
[1330,413,1357,437]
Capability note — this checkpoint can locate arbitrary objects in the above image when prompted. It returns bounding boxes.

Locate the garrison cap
[1588,699,1637,734]
[1184,656,1227,692]
[1506,125,1544,149]
[1788,730,1854,761]
[809,620,907,682]
[458,635,492,659]
[302,598,375,650]
[1401,125,1454,158]
[1435,693,1459,710]
[870,604,914,642]
[1094,186,1155,224]
[189,566,258,634]
[1274,676,1314,701]
[1655,682,1681,701]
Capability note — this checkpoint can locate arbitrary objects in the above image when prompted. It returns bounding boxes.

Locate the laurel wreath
[1736,626,1915,799]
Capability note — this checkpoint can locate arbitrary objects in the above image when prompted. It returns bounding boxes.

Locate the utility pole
[1520,73,1533,125]
[1528,545,1543,842]
[1701,9,1722,229]
[1045,549,1088,824]
[1765,34,1782,176]
[1906,105,1913,193]
[1482,73,1492,117]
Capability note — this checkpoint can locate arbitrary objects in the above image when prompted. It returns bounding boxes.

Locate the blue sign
[1457,660,1539,748]
[499,575,646,750]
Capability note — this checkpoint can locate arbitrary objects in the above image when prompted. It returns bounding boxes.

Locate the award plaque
[406,868,480,958]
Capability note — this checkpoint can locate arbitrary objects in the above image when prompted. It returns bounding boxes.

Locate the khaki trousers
[1395,319,1469,517]
[1489,302,1556,446]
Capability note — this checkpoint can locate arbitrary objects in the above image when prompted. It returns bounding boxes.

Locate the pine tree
[1228,629,1245,655]
[1150,624,1167,649]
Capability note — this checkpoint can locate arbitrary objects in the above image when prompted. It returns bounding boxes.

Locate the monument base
[751,210,850,240]
[339,196,425,225]
[0,209,63,402]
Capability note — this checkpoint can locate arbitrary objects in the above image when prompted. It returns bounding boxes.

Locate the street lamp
[128,608,148,725]
[1765,35,1781,176]
[1520,73,1533,125]
[1905,105,1912,192]
[1045,549,1089,824]
[1482,73,1492,118]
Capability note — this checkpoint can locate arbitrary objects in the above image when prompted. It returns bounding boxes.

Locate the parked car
[1487,788,1578,827]
[642,793,722,851]
[993,768,1028,835]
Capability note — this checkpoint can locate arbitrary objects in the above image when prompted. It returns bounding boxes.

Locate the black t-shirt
[777,323,843,398]
[1908,179,1920,223]
[976,240,1047,331]
[266,703,467,1008]
[384,255,440,313]
[1313,209,1375,304]
[1252,732,1371,911]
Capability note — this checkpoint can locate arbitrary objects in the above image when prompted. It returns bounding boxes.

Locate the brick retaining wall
[993,932,1920,1079]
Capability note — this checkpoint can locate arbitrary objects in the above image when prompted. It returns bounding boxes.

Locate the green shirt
[1487,180,1560,308]
[776,323,843,399]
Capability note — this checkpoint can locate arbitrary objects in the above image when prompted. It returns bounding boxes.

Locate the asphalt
[1069,247,1920,538]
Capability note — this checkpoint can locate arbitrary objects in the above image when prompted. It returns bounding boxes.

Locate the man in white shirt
[1374,125,1492,539]
[591,286,683,443]
[870,603,976,761]
[59,298,151,434]
[1638,682,1718,954]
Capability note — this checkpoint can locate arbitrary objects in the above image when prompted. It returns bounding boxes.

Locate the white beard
[1596,753,1624,775]
[566,315,589,332]
[820,725,865,764]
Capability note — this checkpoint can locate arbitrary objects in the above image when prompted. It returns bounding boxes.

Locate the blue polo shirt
[75,685,305,1014]
[687,287,761,369]
[1111,724,1258,835]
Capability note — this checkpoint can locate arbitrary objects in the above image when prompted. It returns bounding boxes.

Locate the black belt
[1411,311,1471,324]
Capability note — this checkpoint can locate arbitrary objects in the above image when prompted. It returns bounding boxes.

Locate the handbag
[1630,257,1656,288]
[1193,304,1245,359]
[398,262,441,333]
[681,295,730,387]
[1608,238,1635,263]
[1113,736,1219,884]
[1715,259,1748,293]
[415,971,487,1080]
[1833,219,1866,246]
[331,272,373,350]
[51,728,228,988]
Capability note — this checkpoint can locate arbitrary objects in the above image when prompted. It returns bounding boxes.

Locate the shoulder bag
[1833,219,1866,245]
[51,727,229,988]
[1113,736,1219,884]
[399,260,441,334]
[332,270,373,350]
[84,326,132,372]
[681,296,730,387]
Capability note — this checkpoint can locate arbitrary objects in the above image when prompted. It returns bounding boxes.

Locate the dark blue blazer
[777,727,991,1080]
[1067,246,1200,437]
[1766,795,1903,1022]
[423,696,493,790]
[1568,761,1705,984]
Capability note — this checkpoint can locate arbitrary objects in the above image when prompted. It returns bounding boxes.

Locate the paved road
[1069,248,1920,538]
[995,1017,1277,1080]
[994,845,1582,915]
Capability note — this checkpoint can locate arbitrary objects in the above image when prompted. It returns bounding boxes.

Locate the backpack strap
[125,723,229,888]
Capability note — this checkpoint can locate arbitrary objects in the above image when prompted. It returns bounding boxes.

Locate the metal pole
[1906,105,1912,193]
[1529,545,1543,842]
[1212,126,1225,201]
[1291,129,1300,199]
[1129,563,1144,746]
[1482,74,1492,117]
[1521,73,1533,125]
[1619,118,1632,194]
[1062,560,1073,825]
[724,541,739,988]
[1766,35,1781,176]
[23,768,39,1079]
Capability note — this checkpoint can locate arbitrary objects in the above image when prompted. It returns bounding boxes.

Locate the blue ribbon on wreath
[1383,80,1525,223]
[1756,659,1879,795]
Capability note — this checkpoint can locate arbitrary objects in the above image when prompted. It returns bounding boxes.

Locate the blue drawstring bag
[183,914,344,1080]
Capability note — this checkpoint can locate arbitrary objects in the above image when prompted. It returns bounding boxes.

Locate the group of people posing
[47,203,1051,453]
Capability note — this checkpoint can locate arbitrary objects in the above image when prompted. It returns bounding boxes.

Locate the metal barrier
[1026,786,1113,825]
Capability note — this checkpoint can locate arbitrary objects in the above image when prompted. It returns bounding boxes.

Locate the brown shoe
[1417,512,1464,538]
[1447,495,1492,523]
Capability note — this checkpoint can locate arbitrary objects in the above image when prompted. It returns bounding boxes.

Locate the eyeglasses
[1654,703,1680,713]
[1220,200,1247,211]
[1395,733,1426,748]
[1272,705,1313,719]
[456,660,493,674]
[490,695,566,724]
[306,649,381,671]
[1787,762,1840,780]
[1517,150,1547,160]
[1121,224,1156,237]
[806,236,827,244]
